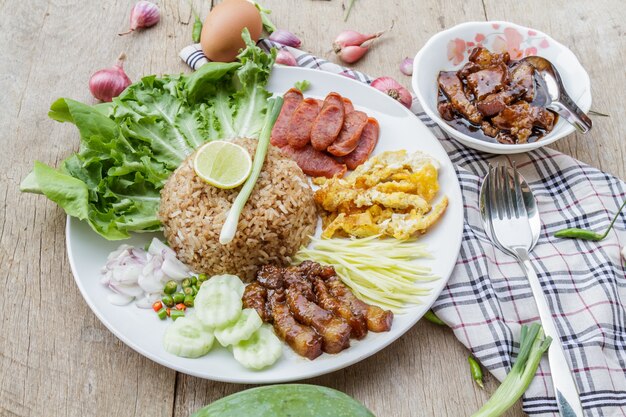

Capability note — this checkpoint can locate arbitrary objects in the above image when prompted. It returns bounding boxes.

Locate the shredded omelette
[313,150,448,240]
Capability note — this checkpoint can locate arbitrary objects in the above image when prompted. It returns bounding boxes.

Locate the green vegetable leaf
[294,80,311,92]
[21,33,277,240]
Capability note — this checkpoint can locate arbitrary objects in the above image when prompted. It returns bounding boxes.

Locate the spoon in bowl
[520,55,593,133]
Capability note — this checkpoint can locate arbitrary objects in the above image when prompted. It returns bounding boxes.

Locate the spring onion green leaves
[20,29,276,240]
[295,235,437,312]
[219,96,283,244]
[472,324,552,417]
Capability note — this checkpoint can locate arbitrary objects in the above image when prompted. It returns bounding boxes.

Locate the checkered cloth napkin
[180,40,626,416]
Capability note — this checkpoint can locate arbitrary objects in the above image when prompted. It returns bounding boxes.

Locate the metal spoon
[480,165,584,417]
[520,55,592,133]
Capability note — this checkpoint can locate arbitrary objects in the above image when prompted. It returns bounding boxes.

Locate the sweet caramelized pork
[246,261,392,359]
[286,287,351,353]
[492,101,556,144]
[313,278,368,339]
[437,46,557,144]
[267,290,323,360]
[438,71,482,124]
[325,276,393,333]
[242,282,270,322]
[466,64,508,101]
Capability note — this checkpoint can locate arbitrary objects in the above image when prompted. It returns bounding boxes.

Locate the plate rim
[66,65,464,383]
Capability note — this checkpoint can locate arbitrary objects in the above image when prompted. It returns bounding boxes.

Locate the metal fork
[480,164,583,417]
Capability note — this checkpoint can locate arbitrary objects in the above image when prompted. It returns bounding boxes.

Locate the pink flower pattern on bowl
[446,25,550,64]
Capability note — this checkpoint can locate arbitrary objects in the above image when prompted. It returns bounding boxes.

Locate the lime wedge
[193,141,252,189]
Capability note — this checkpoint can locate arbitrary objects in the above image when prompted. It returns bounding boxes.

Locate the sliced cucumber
[214,308,263,347]
[195,284,242,329]
[163,316,214,358]
[202,274,245,298]
[233,325,283,370]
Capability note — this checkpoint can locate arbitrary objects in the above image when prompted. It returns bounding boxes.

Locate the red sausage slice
[340,117,380,170]
[271,88,303,148]
[342,97,354,113]
[311,92,345,151]
[327,110,368,156]
[287,98,321,148]
[281,144,347,178]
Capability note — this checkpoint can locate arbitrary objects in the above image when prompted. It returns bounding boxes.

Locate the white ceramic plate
[66,66,464,383]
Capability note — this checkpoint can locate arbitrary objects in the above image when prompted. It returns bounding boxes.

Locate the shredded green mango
[295,235,437,312]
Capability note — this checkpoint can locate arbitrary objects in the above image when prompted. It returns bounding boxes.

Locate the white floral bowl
[412,21,592,154]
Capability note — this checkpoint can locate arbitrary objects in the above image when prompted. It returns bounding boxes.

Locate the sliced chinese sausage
[327,110,368,156]
[281,144,347,178]
[287,98,320,148]
[342,97,354,113]
[340,117,379,170]
[310,93,345,151]
[270,88,303,148]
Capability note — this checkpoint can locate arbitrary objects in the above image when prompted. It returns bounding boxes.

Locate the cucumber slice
[195,284,242,329]
[163,316,214,358]
[214,308,263,346]
[233,324,283,370]
[202,274,245,298]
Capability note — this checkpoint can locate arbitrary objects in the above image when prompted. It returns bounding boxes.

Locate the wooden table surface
[1,1,624,416]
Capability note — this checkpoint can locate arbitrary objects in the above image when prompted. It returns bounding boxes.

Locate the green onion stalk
[472,324,552,417]
[219,96,283,245]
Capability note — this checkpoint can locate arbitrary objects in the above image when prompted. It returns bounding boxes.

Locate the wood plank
[0,0,185,416]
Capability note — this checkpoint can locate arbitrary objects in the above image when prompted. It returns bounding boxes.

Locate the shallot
[333,29,385,64]
[400,57,414,76]
[269,29,301,48]
[119,1,160,36]
[275,49,297,66]
[100,238,192,307]
[89,53,132,102]
[370,77,412,108]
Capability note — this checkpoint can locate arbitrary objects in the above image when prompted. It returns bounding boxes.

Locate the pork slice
[468,46,510,68]
[476,85,526,117]
[438,71,482,124]
[286,286,351,354]
[511,61,535,102]
[466,64,508,101]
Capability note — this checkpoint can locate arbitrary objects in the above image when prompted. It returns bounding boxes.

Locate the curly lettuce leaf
[20,30,276,240]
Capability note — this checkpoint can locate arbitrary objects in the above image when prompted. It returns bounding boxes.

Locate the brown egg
[200,0,263,62]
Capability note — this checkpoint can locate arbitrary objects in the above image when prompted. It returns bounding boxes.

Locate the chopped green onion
[471,324,552,417]
[423,310,446,326]
[162,294,174,307]
[219,96,284,244]
[184,294,195,307]
[170,309,185,321]
[157,308,168,320]
[295,235,436,312]
[173,292,185,304]
[164,280,178,294]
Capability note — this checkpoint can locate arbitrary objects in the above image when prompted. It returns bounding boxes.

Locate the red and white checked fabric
[180,40,626,417]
